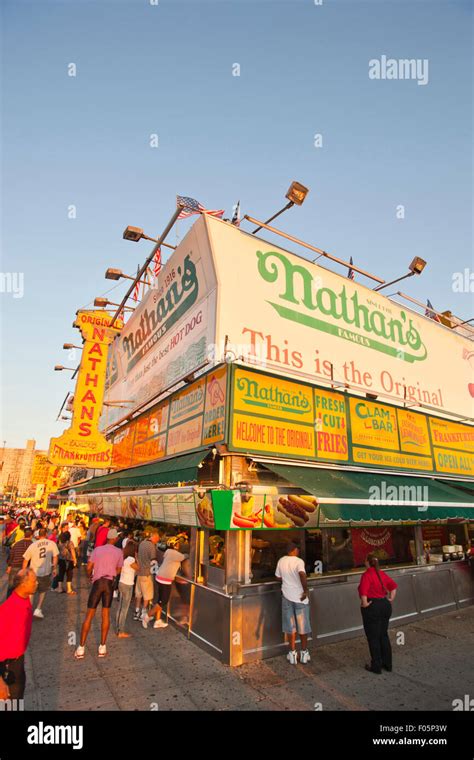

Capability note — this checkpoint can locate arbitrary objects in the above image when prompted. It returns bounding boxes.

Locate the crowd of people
[0,503,190,701]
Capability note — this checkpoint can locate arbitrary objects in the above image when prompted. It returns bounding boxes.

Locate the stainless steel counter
[164,560,474,666]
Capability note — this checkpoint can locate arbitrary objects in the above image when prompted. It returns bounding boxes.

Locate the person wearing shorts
[22,528,59,618]
[275,542,311,665]
[74,529,123,660]
[133,530,160,621]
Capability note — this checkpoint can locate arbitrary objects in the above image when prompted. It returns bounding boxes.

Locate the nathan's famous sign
[103,221,218,428]
[48,311,123,468]
[203,216,474,421]
[230,366,474,477]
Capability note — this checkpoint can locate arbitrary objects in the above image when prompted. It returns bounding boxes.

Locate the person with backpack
[358,553,398,674]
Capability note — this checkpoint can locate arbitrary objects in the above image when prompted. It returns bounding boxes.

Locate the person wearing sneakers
[275,542,312,665]
[133,529,160,622]
[115,540,138,638]
[142,537,188,630]
[21,528,59,618]
[74,529,123,660]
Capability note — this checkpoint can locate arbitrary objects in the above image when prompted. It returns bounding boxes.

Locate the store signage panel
[229,366,474,477]
[102,220,219,428]
[429,418,474,453]
[206,215,474,421]
[397,409,432,456]
[314,389,349,462]
[210,490,319,530]
[48,311,123,468]
[109,367,226,469]
[202,367,228,444]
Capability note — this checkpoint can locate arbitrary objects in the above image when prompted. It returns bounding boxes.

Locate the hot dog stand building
[55,213,474,666]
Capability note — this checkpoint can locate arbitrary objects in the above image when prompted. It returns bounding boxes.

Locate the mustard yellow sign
[232,413,315,458]
[429,418,474,454]
[433,447,474,476]
[353,448,433,471]
[314,388,349,461]
[397,409,432,456]
[48,311,123,468]
[350,398,399,450]
[233,367,314,423]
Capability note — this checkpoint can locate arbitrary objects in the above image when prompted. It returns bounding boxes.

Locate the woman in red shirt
[358,553,398,674]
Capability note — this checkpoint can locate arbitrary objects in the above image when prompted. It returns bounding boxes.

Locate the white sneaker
[98,644,107,657]
[33,608,44,619]
[142,614,151,629]
[286,650,298,665]
[300,649,311,664]
[140,608,147,620]
[74,645,85,660]
[113,590,119,599]
[153,619,168,629]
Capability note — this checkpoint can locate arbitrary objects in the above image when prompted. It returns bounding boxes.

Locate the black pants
[361,598,392,672]
[0,656,26,700]
[58,559,74,583]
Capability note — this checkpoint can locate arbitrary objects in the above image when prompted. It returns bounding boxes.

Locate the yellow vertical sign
[48,311,123,468]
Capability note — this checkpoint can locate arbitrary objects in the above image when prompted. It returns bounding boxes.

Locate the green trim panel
[71,449,209,493]
[263,463,474,521]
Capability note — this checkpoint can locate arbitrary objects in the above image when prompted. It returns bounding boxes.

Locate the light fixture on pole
[373,257,427,291]
[93,297,135,310]
[123,226,176,250]
[54,365,76,372]
[105,268,151,285]
[63,343,82,350]
[252,181,309,234]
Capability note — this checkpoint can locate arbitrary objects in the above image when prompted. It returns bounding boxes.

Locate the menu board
[176,492,198,526]
[110,367,226,469]
[314,389,349,461]
[229,366,474,477]
[429,417,474,477]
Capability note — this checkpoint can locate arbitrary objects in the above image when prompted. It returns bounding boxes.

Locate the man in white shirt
[22,528,59,619]
[275,542,311,665]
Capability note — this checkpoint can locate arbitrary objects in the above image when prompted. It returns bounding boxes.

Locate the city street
[2,558,472,712]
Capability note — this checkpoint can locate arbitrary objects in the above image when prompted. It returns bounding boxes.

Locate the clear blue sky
[1,0,472,449]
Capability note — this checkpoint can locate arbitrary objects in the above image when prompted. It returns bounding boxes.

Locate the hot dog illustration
[277,497,309,527]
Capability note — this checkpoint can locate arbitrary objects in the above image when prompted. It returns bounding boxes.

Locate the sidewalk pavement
[1,557,472,711]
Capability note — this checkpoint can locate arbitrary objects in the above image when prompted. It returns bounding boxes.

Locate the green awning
[71,449,210,494]
[259,462,474,522]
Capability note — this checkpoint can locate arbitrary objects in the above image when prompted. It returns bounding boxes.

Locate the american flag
[177,196,225,220]
[231,200,241,227]
[153,247,162,277]
[132,265,140,302]
[425,299,441,322]
[347,257,355,280]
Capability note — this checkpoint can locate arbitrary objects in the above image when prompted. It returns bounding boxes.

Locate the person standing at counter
[275,542,311,665]
[358,553,398,674]
[142,537,188,630]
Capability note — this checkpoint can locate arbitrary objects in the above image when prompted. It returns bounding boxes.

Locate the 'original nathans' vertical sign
[48,311,123,468]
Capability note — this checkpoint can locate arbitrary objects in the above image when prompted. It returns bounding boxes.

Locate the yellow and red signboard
[109,366,227,469]
[48,311,123,468]
[229,366,474,478]
[314,389,349,461]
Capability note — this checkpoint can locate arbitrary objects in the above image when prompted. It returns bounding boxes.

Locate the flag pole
[110,204,184,327]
